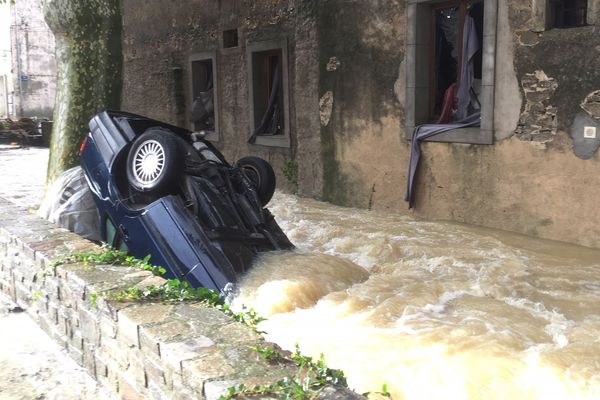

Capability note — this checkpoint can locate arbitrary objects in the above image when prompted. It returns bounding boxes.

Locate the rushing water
[233,192,600,400]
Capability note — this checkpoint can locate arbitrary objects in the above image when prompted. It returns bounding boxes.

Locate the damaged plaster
[581,90,600,120]
[516,70,558,143]
[326,57,341,71]
[319,91,334,126]
[516,30,540,47]
[394,60,405,109]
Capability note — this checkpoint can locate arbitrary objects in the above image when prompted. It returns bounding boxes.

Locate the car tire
[126,130,183,195]
[236,156,276,206]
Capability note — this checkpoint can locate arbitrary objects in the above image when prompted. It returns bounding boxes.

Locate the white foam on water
[233,192,600,399]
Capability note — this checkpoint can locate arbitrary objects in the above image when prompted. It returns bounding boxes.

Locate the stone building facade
[120,0,600,248]
[0,3,11,118]
[4,0,56,118]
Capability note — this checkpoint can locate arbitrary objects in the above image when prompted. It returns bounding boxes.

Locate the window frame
[246,38,291,148]
[405,0,497,145]
[533,0,597,31]
[548,0,588,28]
[188,51,219,142]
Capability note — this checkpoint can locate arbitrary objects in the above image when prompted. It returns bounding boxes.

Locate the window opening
[223,29,239,48]
[432,0,483,124]
[191,59,215,133]
[249,49,284,143]
[406,0,496,143]
[404,0,495,205]
[548,0,588,28]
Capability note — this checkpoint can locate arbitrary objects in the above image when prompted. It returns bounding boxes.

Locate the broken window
[432,1,483,123]
[190,58,215,134]
[105,217,128,252]
[548,0,588,28]
[246,39,290,147]
[405,0,497,144]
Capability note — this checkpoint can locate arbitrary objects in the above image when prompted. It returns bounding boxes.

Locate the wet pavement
[0,145,102,399]
[0,145,48,209]
[0,296,101,400]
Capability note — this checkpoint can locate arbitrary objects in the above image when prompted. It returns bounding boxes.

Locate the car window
[106,217,117,245]
[105,217,129,253]
[118,240,129,253]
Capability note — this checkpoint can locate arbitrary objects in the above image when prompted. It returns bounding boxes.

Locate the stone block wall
[0,197,330,399]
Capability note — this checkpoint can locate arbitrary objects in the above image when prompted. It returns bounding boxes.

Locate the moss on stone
[42,0,122,183]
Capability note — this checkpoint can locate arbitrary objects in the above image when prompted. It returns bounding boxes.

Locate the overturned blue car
[80,111,293,292]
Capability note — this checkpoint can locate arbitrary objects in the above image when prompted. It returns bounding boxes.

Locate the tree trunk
[43,0,122,184]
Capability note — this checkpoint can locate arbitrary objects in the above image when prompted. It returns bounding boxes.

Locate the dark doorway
[191,59,215,132]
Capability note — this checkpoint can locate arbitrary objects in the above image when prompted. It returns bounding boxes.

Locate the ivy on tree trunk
[43,0,122,183]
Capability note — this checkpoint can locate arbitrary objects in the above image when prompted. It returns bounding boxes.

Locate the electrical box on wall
[584,126,597,139]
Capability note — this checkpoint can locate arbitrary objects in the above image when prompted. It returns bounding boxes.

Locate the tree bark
[43,0,122,184]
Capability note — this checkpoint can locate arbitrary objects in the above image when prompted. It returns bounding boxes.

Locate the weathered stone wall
[317,0,407,209]
[316,0,600,247]
[9,0,56,118]
[0,198,298,399]
[121,0,600,248]
[121,0,322,196]
[409,0,600,248]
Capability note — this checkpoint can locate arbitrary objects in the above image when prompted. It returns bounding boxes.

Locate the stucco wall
[317,0,407,210]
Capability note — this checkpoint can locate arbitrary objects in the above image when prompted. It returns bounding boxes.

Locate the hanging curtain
[248,60,282,144]
[192,68,215,131]
[405,112,481,208]
[455,14,479,120]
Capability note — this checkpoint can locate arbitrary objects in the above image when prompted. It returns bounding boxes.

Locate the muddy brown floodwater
[233,192,600,400]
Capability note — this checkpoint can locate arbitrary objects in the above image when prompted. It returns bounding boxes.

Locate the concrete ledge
[0,197,332,399]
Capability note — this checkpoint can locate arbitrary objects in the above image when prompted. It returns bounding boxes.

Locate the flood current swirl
[232,192,600,399]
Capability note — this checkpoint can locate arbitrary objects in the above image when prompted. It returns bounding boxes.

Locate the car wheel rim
[132,140,165,185]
